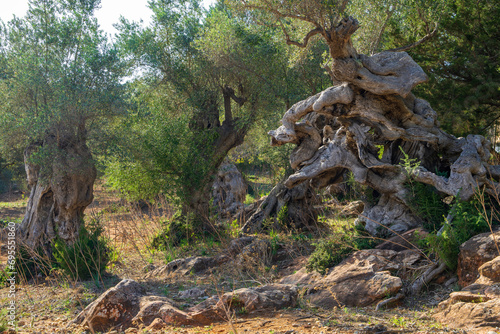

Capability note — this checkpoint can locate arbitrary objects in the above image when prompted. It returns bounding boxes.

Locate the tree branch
[370,9,393,55]
[280,23,322,48]
[240,1,319,25]
[386,22,438,52]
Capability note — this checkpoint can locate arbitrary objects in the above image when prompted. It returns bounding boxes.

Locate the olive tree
[235,0,500,241]
[0,0,124,253]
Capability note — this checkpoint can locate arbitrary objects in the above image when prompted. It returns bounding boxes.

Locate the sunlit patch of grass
[0,200,27,209]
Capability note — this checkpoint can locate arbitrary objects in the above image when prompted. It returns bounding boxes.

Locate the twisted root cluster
[269,50,498,235]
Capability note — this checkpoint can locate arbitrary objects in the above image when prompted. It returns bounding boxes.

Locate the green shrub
[306,225,379,275]
[151,211,196,250]
[424,198,490,269]
[307,238,351,275]
[53,220,110,281]
[399,147,449,231]
[408,182,449,232]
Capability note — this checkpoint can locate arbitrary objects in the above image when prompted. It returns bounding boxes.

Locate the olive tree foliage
[0,0,124,251]
[402,0,500,137]
[107,0,329,225]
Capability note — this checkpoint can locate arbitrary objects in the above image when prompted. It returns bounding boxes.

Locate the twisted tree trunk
[266,18,500,236]
[17,135,96,254]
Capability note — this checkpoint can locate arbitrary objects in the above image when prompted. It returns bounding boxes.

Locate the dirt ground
[0,187,465,334]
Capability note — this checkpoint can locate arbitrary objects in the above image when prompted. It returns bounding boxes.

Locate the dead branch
[375,292,404,310]
[409,261,447,295]
[281,24,322,48]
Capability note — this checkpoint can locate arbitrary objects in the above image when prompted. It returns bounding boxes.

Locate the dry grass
[0,182,482,333]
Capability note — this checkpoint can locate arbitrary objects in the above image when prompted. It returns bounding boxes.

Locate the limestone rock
[188,284,298,323]
[235,238,271,270]
[435,256,500,332]
[457,231,500,287]
[131,295,188,326]
[178,288,207,300]
[278,267,322,286]
[303,250,403,308]
[72,279,147,332]
[73,280,298,332]
[146,318,167,331]
[145,256,219,280]
[478,256,500,283]
[226,236,256,256]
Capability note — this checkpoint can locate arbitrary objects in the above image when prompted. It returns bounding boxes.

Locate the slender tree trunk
[17,135,96,254]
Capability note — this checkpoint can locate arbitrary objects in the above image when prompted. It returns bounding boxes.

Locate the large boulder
[457,230,500,287]
[301,249,406,308]
[188,284,298,323]
[434,256,500,332]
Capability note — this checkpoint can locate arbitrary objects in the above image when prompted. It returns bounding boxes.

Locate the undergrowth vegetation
[11,217,113,283]
[307,222,379,274]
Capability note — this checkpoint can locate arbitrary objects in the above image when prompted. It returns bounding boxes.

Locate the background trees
[0,0,124,252]
[106,0,329,227]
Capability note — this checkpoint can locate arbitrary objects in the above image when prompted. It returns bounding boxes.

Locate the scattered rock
[72,279,146,332]
[278,267,322,286]
[226,236,256,257]
[303,250,403,308]
[178,288,207,299]
[73,280,297,331]
[435,255,500,332]
[188,284,298,323]
[235,238,271,270]
[146,318,167,330]
[457,230,500,287]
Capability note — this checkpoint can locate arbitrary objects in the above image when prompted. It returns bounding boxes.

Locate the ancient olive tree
[237,0,500,236]
[0,0,124,252]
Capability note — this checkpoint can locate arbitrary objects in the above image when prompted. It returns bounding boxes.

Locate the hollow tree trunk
[17,136,96,254]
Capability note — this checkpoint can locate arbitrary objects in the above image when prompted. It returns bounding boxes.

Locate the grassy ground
[0,184,460,333]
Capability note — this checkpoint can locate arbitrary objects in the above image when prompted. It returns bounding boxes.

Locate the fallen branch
[409,261,447,295]
[375,292,404,310]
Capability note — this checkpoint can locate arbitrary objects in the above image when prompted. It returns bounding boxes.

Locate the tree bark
[241,181,319,234]
[17,136,96,254]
